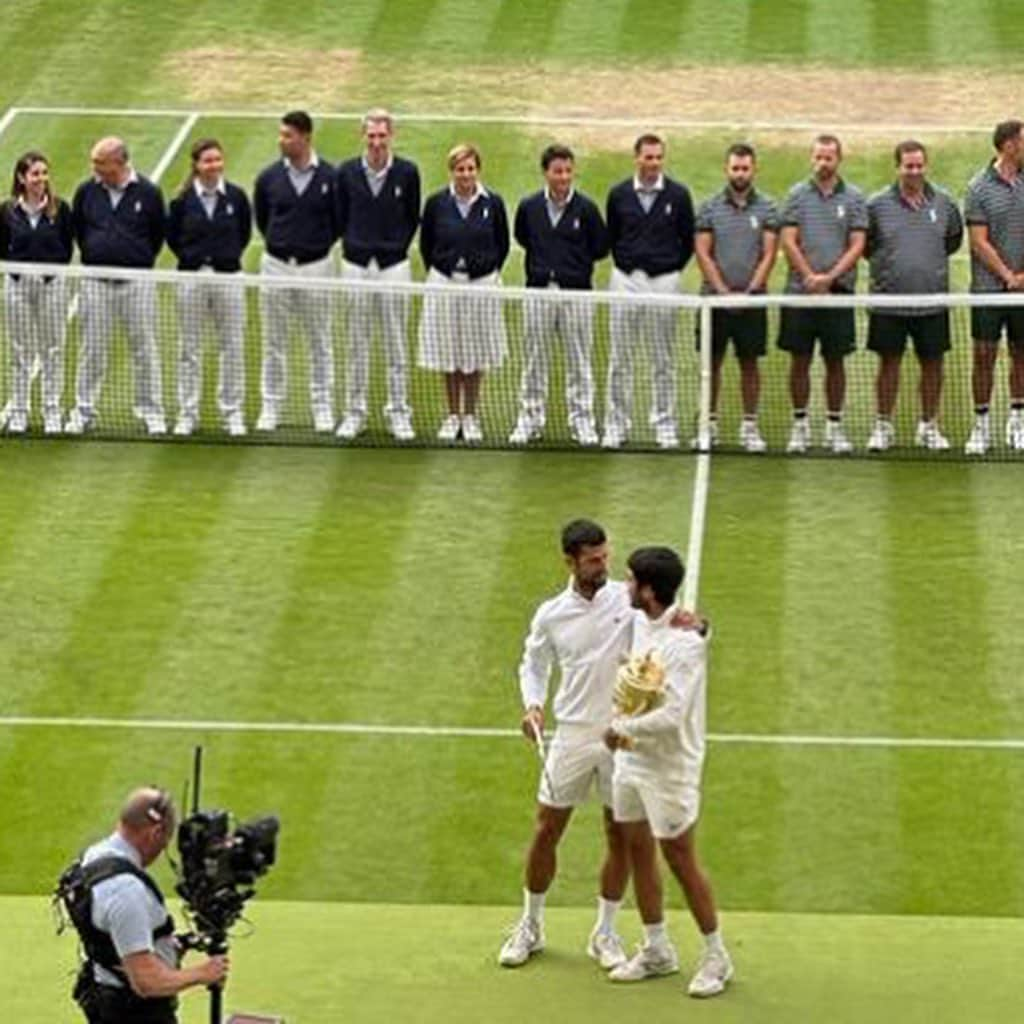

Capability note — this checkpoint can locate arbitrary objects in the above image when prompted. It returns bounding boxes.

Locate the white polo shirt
[518,578,632,729]
[614,604,708,788]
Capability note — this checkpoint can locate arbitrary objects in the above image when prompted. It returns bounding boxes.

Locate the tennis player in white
[604,545,733,998]
[498,519,632,970]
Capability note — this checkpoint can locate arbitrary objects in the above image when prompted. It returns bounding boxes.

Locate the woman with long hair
[418,143,509,443]
[166,138,252,436]
[0,151,73,434]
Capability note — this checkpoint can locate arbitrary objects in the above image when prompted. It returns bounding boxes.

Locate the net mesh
[0,260,1019,460]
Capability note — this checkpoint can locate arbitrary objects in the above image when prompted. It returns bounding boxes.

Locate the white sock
[643,921,668,947]
[704,928,726,955]
[595,896,620,935]
[524,889,545,923]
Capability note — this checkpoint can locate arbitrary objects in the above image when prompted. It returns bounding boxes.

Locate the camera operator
[69,787,229,1023]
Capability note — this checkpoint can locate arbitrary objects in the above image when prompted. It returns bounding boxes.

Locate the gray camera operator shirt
[83,832,177,987]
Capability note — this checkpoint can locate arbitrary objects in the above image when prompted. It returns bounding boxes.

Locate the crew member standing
[66,137,167,436]
[253,111,339,433]
[335,109,421,442]
[166,138,252,437]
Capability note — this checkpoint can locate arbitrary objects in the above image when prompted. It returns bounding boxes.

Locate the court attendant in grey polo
[694,143,779,453]
[865,141,963,453]
[76,788,227,1022]
[963,119,1024,455]
[779,135,867,454]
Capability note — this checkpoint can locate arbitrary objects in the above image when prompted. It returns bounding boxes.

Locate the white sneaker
[143,412,167,436]
[43,410,62,435]
[571,418,598,447]
[225,412,247,437]
[313,406,335,434]
[609,941,679,982]
[655,425,680,450]
[586,927,627,970]
[437,414,461,441]
[509,417,542,445]
[1006,412,1024,451]
[690,419,719,451]
[461,415,483,443]
[786,418,810,453]
[173,415,196,437]
[335,414,365,441]
[687,948,734,998]
[824,419,853,454]
[64,408,93,435]
[388,412,415,442]
[916,420,949,451]
[964,417,990,456]
[601,425,626,450]
[867,419,894,452]
[256,405,278,432]
[739,419,766,453]
[498,916,544,967]
[6,411,27,434]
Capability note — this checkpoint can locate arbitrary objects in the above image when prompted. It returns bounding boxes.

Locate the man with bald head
[66,138,167,436]
[69,787,228,1022]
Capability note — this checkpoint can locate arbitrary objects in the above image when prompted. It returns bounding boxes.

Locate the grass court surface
[2,3,1024,1021]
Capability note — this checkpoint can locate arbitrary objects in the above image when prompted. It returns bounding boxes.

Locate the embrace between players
[498,519,732,999]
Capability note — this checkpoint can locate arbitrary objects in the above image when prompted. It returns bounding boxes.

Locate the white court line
[0,106,19,140]
[10,104,994,135]
[0,715,1021,750]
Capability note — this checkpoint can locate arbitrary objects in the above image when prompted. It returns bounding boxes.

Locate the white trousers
[517,286,595,429]
[605,267,680,432]
[4,275,66,414]
[76,278,164,419]
[177,272,246,421]
[341,258,411,419]
[259,253,334,416]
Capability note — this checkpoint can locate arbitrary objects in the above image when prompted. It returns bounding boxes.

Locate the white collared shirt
[449,181,487,219]
[544,186,575,227]
[518,578,633,729]
[362,154,393,197]
[284,152,320,195]
[100,168,139,210]
[614,603,708,786]
[634,173,665,214]
[193,176,226,219]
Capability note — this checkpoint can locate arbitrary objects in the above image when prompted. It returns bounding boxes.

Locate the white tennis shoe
[608,941,679,982]
[867,419,894,452]
[964,416,990,455]
[498,916,544,967]
[687,948,734,998]
[586,927,627,969]
[786,418,810,453]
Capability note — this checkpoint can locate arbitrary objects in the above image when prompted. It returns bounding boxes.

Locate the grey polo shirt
[964,162,1024,293]
[696,186,778,293]
[867,183,963,315]
[83,832,177,988]
[781,177,868,294]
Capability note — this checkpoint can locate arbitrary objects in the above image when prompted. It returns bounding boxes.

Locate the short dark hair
[561,519,606,557]
[993,119,1023,151]
[812,133,843,157]
[893,139,927,165]
[628,546,684,607]
[541,144,574,170]
[633,133,665,155]
[281,110,314,136]
[726,142,757,162]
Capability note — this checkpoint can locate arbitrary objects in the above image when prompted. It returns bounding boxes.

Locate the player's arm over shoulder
[669,608,711,638]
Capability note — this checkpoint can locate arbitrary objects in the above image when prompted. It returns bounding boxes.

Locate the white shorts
[538,728,613,809]
[612,775,700,839]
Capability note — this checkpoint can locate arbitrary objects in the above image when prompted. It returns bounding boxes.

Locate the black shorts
[970,305,1024,347]
[778,306,856,359]
[695,308,767,359]
[867,312,950,359]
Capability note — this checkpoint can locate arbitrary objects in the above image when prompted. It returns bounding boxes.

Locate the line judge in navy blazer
[166,138,253,438]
